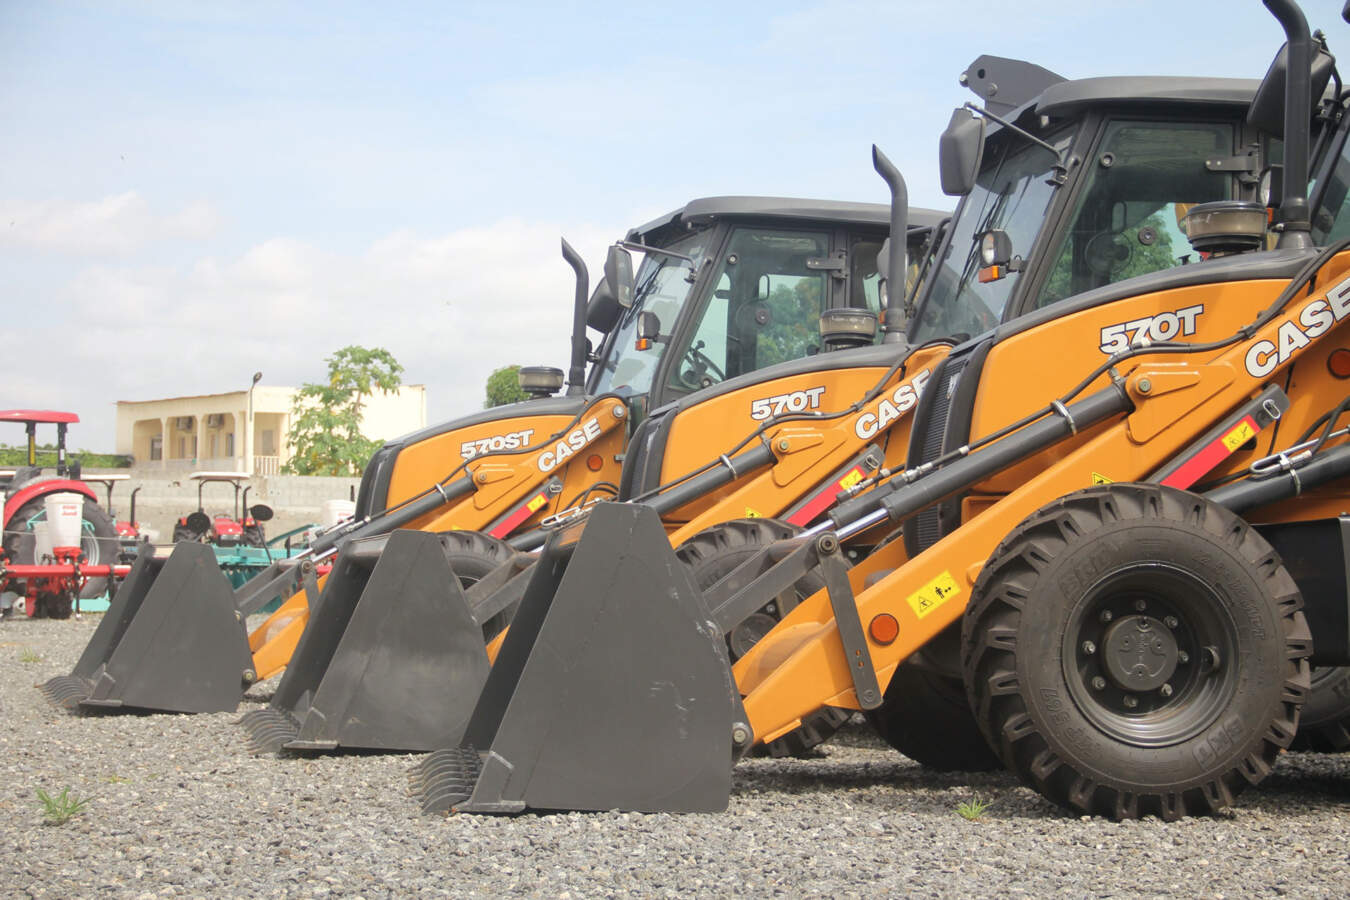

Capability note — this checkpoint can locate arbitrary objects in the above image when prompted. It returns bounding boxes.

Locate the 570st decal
[460,429,535,459]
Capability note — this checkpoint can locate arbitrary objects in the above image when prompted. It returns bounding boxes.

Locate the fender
[3,479,99,529]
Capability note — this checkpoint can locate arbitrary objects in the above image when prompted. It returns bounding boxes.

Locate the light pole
[246,371,262,473]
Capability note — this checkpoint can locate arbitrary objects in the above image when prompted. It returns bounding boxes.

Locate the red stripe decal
[1159,415,1260,490]
[785,467,865,527]
[489,491,548,539]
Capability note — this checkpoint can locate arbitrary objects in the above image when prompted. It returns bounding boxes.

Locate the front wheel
[676,518,851,757]
[962,484,1310,820]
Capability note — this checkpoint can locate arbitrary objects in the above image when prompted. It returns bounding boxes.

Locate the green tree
[484,365,529,408]
[284,345,404,476]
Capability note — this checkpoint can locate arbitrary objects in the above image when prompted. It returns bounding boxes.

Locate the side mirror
[635,311,663,350]
[586,276,622,333]
[249,504,274,522]
[939,107,986,196]
[1248,41,1335,137]
[876,237,892,282]
[604,245,635,309]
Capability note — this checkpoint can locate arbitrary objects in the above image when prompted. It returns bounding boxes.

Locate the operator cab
[587,197,946,417]
[913,52,1348,345]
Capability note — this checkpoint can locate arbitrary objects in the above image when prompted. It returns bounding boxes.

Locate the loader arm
[735,248,1350,747]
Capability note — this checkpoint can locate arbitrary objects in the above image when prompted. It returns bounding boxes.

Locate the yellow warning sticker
[1091,472,1114,485]
[839,467,865,491]
[1221,419,1257,452]
[526,493,548,512]
[744,507,763,518]
[905,570,961,620]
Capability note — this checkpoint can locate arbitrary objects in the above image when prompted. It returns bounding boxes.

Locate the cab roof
[628,196,948,244]
[1032,76,1260,119]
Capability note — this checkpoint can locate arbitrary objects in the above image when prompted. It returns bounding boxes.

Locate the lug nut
[731,726,750,744]
[1081,640,1097,655]
[1164,616,1179,629]
[1159,683,1173,698]
[1123,695,1138,709]
[1100,610,1114,623]
[1134,598,1147,612]
[1178,651,1190,664]
[1091,676,1107,691]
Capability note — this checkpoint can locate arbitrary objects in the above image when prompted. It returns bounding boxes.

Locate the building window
[226,433,235,457]
[261,429,276,455]
[150,436,162,461]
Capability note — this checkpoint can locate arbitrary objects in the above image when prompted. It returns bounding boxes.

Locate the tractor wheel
[438,530,519,642]
[1289,667,1350,752]
[676,518,852,758]
[2,497,120,614]
[866,624,1001,771]
[961,483,1309,820]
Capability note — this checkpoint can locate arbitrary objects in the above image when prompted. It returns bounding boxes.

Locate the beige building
[115,383,426,475]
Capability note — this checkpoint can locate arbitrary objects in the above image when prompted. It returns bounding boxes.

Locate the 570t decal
[750,388,826,420]
[1099,304,1204,354]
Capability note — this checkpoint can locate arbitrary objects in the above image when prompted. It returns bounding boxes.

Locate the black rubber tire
[438,530,519,642]
[2,496,120,615]
[866,623,1001,771]
[675,518,852,758]
[1289,666,1350,752]
[962,483,1310,820]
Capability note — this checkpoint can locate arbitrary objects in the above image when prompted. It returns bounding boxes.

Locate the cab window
[669,227,830,392]
[1035,119,1234,308]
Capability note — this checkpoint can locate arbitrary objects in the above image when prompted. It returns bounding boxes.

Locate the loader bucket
[239,530,490,754]
[413,503,740,816]
[38,542,254,714]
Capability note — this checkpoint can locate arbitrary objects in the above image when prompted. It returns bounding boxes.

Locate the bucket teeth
[413,747,483,814]
[239,707,303,754]
[38,675,95,710]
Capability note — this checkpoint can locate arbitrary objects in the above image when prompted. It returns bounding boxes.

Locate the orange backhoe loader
[412,0,1350,819]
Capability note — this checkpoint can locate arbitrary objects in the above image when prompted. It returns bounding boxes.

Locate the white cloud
[3,218,623,449]
[0,192,220,255]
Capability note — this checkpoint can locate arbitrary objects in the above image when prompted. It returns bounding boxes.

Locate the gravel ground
[3,616,1350,899]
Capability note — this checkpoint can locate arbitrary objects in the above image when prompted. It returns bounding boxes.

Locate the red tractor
[0,410,124,618]
[171,472,272,549]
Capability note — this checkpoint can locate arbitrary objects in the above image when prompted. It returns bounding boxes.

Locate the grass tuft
[18,648,40,664]
[956,794,992,822]
[36,787,92,826]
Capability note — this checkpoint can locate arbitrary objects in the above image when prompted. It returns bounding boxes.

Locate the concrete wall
[86,468,362,545]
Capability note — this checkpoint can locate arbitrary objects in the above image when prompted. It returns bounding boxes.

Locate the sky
[0,0,1336,451]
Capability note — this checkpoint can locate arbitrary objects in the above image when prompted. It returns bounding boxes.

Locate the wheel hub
[1101,615,1179,691]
